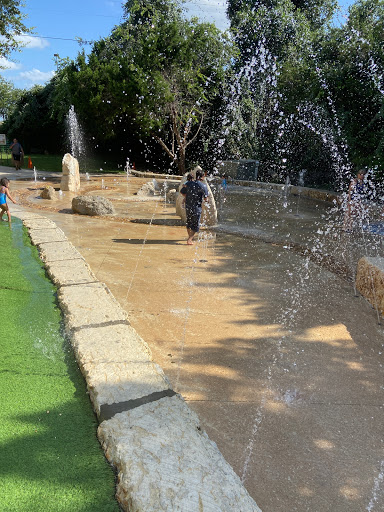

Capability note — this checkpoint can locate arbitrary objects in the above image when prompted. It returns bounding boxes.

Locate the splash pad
[7,166,384,512]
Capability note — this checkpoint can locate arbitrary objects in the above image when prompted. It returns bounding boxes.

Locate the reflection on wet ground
[7,171,384,512]
[217,185,384,285]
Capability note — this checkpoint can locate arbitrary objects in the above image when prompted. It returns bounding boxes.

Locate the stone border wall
[230,180,338,203]
[131,169,183,180]
[356,256,384,316]
[130,170,338,204]
[16,210,261,512]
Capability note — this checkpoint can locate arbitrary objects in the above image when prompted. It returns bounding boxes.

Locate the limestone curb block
[71,324,152,364]
[71,325,170,418]
[45,259,98,286]
[22,217,58,229]
[98,395,261,512]
[57,282,129,331]
[356,256,384,313]
[83,360,170,416]
[28,227,68,244]
[14,211,43,221]
[37,240,85,262]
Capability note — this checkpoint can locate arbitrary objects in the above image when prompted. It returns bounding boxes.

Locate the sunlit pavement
[4,167,384,512]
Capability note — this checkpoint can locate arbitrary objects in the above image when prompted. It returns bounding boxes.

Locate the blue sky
[1,0,354,90]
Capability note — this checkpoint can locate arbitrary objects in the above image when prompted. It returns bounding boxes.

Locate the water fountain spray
[125,158,130,181]
[66,105,86,161]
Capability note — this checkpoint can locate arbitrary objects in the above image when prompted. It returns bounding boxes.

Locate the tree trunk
[178,145,186,174]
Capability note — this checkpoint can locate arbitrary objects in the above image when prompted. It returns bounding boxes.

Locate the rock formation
[40,185,57,200]
[137,182,156,197]
[166,189,177,204]
[61,153,81,192]
[72,195,115,216]
[356,256,384,314]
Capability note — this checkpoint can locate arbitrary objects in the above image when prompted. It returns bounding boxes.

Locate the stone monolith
[61,153,80,192]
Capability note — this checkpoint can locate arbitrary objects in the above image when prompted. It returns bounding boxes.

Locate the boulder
[166,189,177,204]
[61,153,81,192]
[356,256,384,314]
[40,185,57,200]
[137,182,156,197]
[72,195,115,216]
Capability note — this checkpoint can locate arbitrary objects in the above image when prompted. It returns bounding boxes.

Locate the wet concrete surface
[3,167,384,511]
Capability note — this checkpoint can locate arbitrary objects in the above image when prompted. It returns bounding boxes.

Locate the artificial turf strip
[0,219,119,512]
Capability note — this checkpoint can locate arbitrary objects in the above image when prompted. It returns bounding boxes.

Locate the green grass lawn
[0,150,12,167]
[0,219,120,512]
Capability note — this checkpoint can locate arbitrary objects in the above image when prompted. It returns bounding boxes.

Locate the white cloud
[15,34,50,49]
[0,34,50,50]
[0,57,22,70]
[19,68,55,84]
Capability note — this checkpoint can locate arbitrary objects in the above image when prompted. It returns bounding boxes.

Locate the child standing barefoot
[0,178,17,224]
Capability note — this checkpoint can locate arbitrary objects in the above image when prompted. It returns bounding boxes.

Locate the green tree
[0,76,23,120]
[53,0,232,173]
[0,0,31,59]
[223,0,315,178]
[3,84,63,152]
[227,0,337,34]
[225,0,374,185]
[315,0,384,172]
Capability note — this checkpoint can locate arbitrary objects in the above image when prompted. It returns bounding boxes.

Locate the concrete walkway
[3,166,384,511]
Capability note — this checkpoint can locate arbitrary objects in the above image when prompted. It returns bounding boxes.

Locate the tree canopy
[49,0,232,172]
[0,76,23,120]
[2,0,384,186]
[224,0,383,184]
[0,0,31,59]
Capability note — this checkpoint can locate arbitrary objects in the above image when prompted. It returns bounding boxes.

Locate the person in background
[10,138,24,170]
[221,173,228,191]
[344,169,367,231]
[180,170,209,245]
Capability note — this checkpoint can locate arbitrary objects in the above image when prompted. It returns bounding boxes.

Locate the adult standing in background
[180,169,209,245]
[343,169,367,231]
[10,138,24,170]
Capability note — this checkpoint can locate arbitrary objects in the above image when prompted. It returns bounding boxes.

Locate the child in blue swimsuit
[0,178,17,224]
